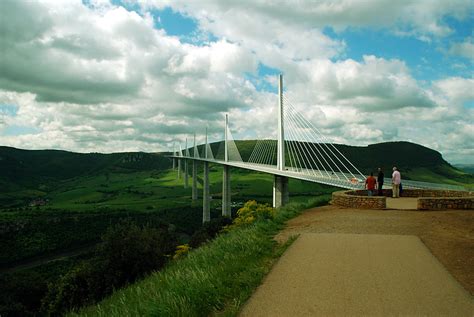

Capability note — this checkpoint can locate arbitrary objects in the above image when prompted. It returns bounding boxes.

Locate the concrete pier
[177,159,181,179]
[222,165,231,217]
[203,161,210,223]
[192,160,198,200]
[273,175,289,208]
[184,159,188,188]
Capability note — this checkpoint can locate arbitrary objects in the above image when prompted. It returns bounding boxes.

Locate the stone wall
[394,189,472,198]
[332,188,473,210]
[332,190,386,209]
[418,197,474,210]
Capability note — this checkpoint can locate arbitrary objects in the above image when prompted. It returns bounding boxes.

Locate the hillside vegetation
[0,154,334,316]
[222,140,473,186]
[1,140,472,200]
[75,197,331,316]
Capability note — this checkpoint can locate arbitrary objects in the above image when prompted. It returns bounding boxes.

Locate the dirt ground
[275,205,474,295]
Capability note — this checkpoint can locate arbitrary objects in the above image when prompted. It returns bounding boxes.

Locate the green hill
[0,147,172,207]
[1,140,472,197]
[0,146,170,188]
[454,164,474,175]
[224,140,472,186]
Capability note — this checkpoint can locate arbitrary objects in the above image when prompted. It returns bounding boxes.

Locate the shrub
[99,221,176,286]
[0,271,48,317]
[41,221,177,316]
[41,258,108,315]
[189,217,232,248]
[173,244,191,260]
[232,200,274,227]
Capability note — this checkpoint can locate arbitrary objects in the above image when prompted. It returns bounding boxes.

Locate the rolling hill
[1,140,472,197]
[0,146,171,190]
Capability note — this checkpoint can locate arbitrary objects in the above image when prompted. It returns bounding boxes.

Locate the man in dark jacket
[377,167,384,196]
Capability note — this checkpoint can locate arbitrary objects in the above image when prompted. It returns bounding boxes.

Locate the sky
[0,0,473,164]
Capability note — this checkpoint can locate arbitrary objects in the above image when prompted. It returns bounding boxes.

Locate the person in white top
[392,167,401,198]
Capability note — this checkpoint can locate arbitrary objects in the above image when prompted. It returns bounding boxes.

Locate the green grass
[1,166,334,267]
[403,165,474,189]
[73,196,331,317]
[1,165,334,213]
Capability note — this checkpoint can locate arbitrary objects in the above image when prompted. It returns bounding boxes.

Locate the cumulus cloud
[152,0,472,41]
[0,0,473,164]
[449,37,474,61]
[284,56,435,112]
[432,77,474,105]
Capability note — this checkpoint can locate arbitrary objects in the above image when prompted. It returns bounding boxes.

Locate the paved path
[240,233,473,316]
[386,197,418,210]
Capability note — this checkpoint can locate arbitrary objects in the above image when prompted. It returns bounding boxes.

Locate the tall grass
[73,195,330,317]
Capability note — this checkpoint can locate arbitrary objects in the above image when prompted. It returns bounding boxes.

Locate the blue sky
[147,5,473,83]
[1,0,473,163]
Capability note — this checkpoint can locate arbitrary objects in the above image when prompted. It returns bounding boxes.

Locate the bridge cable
[283,98,338,179]
[283,96,350,181]
[284,93,365,181]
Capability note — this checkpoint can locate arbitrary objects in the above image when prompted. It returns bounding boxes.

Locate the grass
[2,165,335,213]
[403,165,474,189]
[73,196,331,317]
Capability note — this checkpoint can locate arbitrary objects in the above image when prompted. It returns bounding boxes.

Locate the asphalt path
[240,233,473,316]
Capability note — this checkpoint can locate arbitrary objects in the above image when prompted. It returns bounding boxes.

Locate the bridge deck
[240,233,474,316]
[171,156,466,191]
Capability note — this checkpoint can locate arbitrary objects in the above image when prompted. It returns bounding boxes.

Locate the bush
[41,221,177,315]
[173,244,191,260]
[0,271,48,317]
[232,200,274,227]
[189,217,232,248]
[41,258,108,315]
[74,197,333,316]
[99,221,176,286]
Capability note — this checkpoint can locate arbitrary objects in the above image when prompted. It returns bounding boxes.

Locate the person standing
[392,167,401,198]
[365,172,377,196]
[377,167,384,196]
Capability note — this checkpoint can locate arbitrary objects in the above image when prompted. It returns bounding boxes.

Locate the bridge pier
[222,165,231,217]
[203,161,210,223]
[192,160,198,200]
[184,159,189,188]
[177,159,181,179]
[273,175,289,208]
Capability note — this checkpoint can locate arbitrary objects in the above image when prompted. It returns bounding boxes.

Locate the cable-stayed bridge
[171,75,464,222]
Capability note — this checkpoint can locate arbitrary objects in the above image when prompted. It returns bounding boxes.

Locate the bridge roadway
[172,156,466,191]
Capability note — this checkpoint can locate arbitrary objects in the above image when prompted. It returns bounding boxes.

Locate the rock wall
[332,190,386,209]
[418,197,474,210]
[332,189,473,210]
[393,189,472,198]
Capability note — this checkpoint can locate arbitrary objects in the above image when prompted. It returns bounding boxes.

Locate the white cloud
[432,77,474,105]
[156,0,472,41]
[449,37,474,61]
[1,0,473,164]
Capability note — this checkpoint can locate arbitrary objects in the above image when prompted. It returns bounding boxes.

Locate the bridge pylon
[192,133,198,200]
[203,127,210,223]
[274,74,289,208]
[177,144,182,179]
[172,142,176,170]
[222,114,231,217]
[184,138,189,188]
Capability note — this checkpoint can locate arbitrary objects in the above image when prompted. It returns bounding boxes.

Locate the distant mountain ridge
[0,146,170,192]
[1,141,472,193]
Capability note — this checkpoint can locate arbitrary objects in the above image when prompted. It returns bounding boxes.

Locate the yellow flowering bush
[232,200,274,227]
[173,244,191,260]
